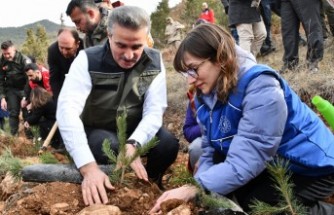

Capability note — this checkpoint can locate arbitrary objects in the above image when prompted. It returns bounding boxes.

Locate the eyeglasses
[181,59,208,78]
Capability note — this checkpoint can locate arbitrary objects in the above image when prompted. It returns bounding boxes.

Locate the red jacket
[199,8,215,23]
[29,67,52,94]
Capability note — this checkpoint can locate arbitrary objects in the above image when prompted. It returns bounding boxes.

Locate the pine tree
[151,0,170,48]
[21,25,50,65]
[250,158,307,215]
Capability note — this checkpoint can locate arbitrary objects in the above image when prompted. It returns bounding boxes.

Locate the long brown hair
[173,23,238,104]
[30,87,53,109]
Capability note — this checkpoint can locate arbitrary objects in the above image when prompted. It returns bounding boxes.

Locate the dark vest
[82,42,161,135]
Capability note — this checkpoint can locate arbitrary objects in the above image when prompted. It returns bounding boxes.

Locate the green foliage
[199,192,233,210]
[102,111,158,185]
[169,164,197,186]
[151,0,170,48]
[151,0,227,48]
[0,118,10,135]
[250,158,307,215]
[21,25,50,64]
[169,164,235,210]
[0,147,24,180]
[39,152,59,164]
[30,126,42,146]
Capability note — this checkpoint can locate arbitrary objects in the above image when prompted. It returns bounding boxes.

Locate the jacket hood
[235,45,257,78]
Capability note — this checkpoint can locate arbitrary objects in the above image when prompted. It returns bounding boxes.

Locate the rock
[167,123,174,130]
[0,173,22,197]
[167,204,191,215]
[0,201,5,212]
[50,202,70,215]
[77,204,121,215]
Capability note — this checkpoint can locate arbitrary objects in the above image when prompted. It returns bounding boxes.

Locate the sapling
[169,163,236,211]
[0,147,23,180]
[250,158,307,215]
[39,151,59,164]
[102,111,158,185]
[30,125,42,148]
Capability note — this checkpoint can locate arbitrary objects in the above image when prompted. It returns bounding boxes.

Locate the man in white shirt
[57,6,179,206]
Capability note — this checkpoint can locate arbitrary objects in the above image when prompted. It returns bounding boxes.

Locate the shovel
[38,121,58,155]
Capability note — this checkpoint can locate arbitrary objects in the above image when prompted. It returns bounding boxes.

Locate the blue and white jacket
[194,48,334,195]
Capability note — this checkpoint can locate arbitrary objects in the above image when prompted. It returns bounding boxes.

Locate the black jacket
[228,0,262,26]
[26,100,57,125]
[47,39,84,101]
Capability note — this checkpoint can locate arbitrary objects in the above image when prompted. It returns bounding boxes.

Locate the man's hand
[80,162,115,206]
[126,144,148,181]
[1,98,7,111]
[149,185,198,214]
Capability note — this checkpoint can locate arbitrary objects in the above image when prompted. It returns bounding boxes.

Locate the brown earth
[0,108,198,215]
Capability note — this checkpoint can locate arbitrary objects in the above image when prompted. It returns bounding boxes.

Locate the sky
[0,0,182,28]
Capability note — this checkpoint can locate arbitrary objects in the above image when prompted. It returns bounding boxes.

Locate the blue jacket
[194,64,334,195]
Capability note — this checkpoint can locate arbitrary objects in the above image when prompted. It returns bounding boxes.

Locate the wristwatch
[126,139,141,148]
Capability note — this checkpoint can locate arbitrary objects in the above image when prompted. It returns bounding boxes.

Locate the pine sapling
[250,158,307,215]
[102,111,158,185]
[0,147,24,181]
[169,164,236,211]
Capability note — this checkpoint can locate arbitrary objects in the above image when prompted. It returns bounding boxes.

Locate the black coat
[47,40,84,101]
[228,0,262,26]
[26,100,57,126]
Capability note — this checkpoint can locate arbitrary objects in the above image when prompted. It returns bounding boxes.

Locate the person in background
[150,23,334,215]
[57,6,179,206]
[280,0,323,73]
[320,0,334,45]
[259,0,276,56]
[220,0,239,44]
[47,27,83,102]
[0,40,31,136]
[199,2,215,23]
[95,0,114,10]
[183,85,202,173]
[21,62,52,139]
[24,87,62,149]
[66,0,110,48]
[228,0,266,58]
[165,17,185,50]
[23,63,52,100]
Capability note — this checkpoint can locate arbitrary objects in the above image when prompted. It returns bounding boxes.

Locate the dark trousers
[281,0,323,65]
[321,0,334,37]
[85,127,179,180]
[260,0,274,47]
[6,88,24,135]
[38,119,62,149]
[213,151,334,214]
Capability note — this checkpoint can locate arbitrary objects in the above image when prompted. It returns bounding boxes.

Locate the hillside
[0,19,63,47]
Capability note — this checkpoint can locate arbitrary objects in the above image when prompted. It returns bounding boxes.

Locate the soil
[0,105,200,215]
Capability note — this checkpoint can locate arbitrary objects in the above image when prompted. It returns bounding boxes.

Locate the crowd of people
[1,0,334,214]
